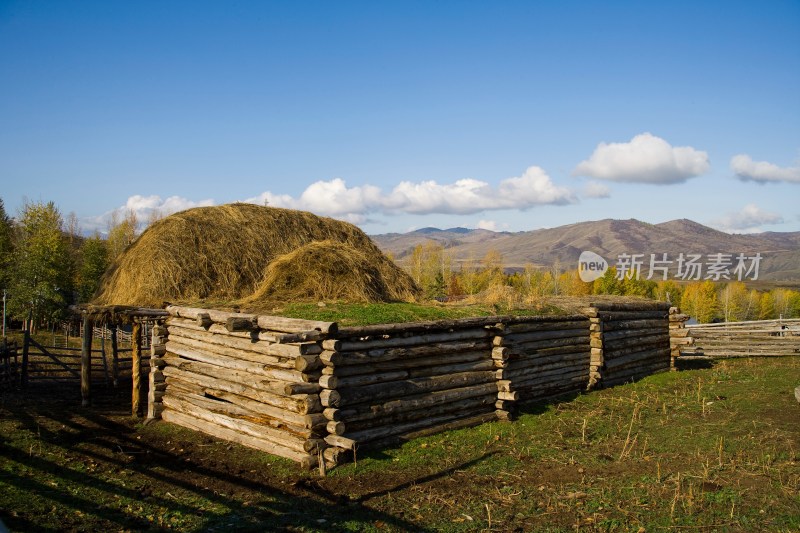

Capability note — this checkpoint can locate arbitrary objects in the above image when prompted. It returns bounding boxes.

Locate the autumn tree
[77,232,109,302]
[107,208,139,260]
[8,201,75,329]
[681,280,718,323]
[0,198,13,291]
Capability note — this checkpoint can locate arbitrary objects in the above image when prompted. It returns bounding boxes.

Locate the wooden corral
[147,302,675,469]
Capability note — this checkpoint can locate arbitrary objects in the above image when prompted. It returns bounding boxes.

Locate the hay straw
[244,240,418,304]
[93,203,419,307]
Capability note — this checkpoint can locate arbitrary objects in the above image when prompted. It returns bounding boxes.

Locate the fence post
[110,323,119,388]
[21,321,30,388]
[132,321,142,417]
[81,313,93,407]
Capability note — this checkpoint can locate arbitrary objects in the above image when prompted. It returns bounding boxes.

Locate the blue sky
[1,1,799,235]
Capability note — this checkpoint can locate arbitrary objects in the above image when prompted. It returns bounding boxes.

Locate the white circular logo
[578,251,608,282]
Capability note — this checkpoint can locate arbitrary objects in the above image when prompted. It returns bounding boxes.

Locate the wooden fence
[149,302,673,469]
[0,339,19,391]
[683,318,800,358]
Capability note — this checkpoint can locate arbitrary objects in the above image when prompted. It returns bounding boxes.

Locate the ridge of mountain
[370,219,800,281]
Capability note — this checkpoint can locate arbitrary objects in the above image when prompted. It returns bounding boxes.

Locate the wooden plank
[161,366,321,414]
[161,410,316,467]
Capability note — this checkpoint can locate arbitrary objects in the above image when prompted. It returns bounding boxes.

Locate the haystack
[245,240,416,304]
[93,203,419,307]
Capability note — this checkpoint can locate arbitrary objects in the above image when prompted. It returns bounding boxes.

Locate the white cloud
[583,181,611,199]
[573,132,710,184]
[83,195,215,233]
[730,154,800,184]
[711,204,784,233]
[246,166,575,220]
[476,219,509,231]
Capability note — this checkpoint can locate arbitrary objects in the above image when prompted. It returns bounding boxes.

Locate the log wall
[493,316,590,407]
[149,302,674,468]
[585,302,672,389]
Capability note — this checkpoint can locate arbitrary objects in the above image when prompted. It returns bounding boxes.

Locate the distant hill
[371,219,800,281]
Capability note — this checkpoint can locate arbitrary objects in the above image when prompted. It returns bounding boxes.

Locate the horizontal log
[583,310,669,321]
[503,319,588,334]
[600,318,669,332]
[498,328,588,346]
[322,382,500,422]
[336,393,498,434]
[167,307,335,336]
[325,329,491,352]
[396,411,500,441]
[168,323,321,360]
[497,391,519,401]
[257,315,337,335]
[512,372,588,391]
[162,390,318,440]
[603,347,670,371]
[602,327,668,342]
[162,409,316,467]
[295,354,322,373]
[508,344,592,360]
[601,336,671,360]
[168,380,325,430]
[498,361,588,382]
[602,332,670,351]
[686,318,800,329]
[507,334,591,354]
[165,340,313,384]
[320,339,489,373]
[167,305,257,325]
[335,317,502,338]
[320,370,408,390]
[162,367,321,414]
[334,371,496,407]
[320,389,340,408]
[341,406,497,445]
[588,302,671,312]
[226,316,257,332]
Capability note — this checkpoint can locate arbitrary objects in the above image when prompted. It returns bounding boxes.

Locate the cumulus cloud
[583,181,611,199]
[710,204,784,233]
[246,166,575,220]
[83,195,215,233]
[730,154,800,184]
[476,219,509,231]
[573,133,710,184]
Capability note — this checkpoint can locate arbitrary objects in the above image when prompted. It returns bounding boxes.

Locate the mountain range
[370,219,800,282]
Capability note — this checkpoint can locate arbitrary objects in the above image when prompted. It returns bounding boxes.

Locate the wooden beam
[81,313,93,407]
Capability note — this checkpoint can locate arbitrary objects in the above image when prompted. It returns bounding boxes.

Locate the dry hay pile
[245,240,414,304]
[93,203,419,307]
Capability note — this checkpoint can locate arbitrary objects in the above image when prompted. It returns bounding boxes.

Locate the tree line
[403,242,800,323]
[1,199,797,331]
[0,198,140,332]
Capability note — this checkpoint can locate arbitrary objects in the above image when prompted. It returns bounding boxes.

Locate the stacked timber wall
[494,316,590,405]
[149,302,673,468]
[152,306,335,468]
[319,318,502,463]
[586,302,672,389]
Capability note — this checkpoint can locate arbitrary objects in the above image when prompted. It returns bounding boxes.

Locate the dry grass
[93,204,419,307]
[243,240,418,305]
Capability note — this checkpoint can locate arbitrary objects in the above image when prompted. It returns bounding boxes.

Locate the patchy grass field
[0,357,798,532]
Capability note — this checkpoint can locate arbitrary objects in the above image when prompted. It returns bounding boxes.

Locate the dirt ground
[1,357,799,532]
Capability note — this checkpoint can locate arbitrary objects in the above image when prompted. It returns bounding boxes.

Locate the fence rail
[684,318,800,358]
[0,340,19,390]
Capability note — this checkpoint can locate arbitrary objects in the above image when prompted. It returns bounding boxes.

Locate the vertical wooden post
[21,311,31,387]
[132,321,142,417]
[110,323,119,388]
[81,313,93,407]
